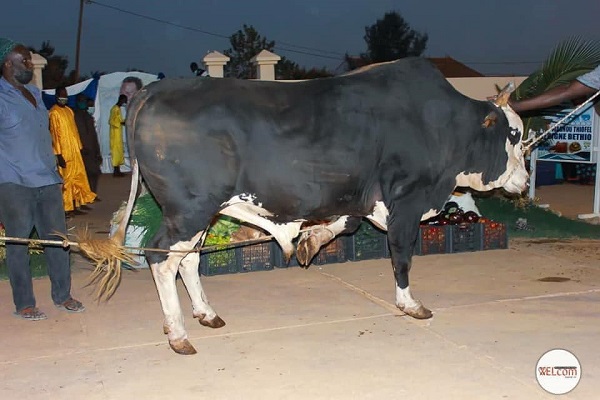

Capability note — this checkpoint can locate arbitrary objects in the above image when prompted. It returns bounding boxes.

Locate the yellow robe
[49,105,96,211]
[109,105,125,167]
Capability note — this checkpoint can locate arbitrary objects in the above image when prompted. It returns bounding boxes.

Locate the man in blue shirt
[510,65,600,113]
[0,37,84,320]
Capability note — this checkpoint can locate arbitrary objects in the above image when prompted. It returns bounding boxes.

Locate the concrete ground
[1,175,598,399]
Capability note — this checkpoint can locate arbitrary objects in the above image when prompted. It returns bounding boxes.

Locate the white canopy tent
[43,71,159,173]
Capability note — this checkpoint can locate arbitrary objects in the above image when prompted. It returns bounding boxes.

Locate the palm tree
[513,36,600,138]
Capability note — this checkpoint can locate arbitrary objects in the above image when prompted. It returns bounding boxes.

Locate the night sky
[5,0,599,78]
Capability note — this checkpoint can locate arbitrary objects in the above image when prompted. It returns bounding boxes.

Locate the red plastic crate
[415,225,449,255]
[481,221,508,250]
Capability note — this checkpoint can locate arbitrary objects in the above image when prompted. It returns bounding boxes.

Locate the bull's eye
[508,128,521,145]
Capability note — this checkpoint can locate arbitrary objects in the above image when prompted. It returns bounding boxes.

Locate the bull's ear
[482,111,497,128]
[493,82,515,107]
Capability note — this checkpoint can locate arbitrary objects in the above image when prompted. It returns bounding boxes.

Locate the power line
[89,0,230,40]
[88,0,345,61]
[87,1,547,69]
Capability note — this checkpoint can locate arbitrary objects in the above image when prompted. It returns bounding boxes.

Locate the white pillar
[202,51,230,78]
[251,50,281,81]
[31,52,47,89]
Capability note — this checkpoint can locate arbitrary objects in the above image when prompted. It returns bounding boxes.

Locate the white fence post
[203,51,230,78]
[251,50,281,81]
[31,53,47,89]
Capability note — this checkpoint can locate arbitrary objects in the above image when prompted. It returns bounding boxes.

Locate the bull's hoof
[169,339,197,355]
[195,313,226,329]
[296,240,309,266]
[296,235,320,266]
[399,304,433,319]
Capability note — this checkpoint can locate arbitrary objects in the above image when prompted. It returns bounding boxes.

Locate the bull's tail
[125,85,150,162]
[81,160,140,301]
[112,85,151,249]
[112,86,152,253]
[83,87,151,301]
[111,159,140,245]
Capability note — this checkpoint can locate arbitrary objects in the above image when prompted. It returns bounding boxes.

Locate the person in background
[49,86,96,214]
[73,93,102,194]
[0,37,85,320]
[109,94,127,177]
[509,65,600,113]
[190,62,208,77]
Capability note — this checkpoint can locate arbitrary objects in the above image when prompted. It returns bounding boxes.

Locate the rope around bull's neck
[523,89,600,152]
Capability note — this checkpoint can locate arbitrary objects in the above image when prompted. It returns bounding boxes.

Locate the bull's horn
[482,112,497,128]
[494,82,515,107]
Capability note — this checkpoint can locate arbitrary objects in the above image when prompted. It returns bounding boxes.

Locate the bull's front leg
[387,212,433,319]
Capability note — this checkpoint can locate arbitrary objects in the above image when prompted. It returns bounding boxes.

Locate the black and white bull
[113,57,528,355]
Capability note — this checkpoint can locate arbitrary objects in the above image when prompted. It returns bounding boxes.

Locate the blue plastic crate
[200,246,238,276]
[312,236,350,265]
[348,222,388,261]
[273,246,300,268]
[238,241,275,273]
[200,241,275,276]
[448,223,483,253]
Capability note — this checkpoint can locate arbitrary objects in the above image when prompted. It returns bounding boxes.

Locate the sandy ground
[535,183,598,221]
[1,175,598,399]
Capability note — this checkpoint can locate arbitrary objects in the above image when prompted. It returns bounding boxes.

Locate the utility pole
[74,0,85,82]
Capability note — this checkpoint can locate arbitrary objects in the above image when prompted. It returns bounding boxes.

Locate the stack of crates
[200,220,508,276]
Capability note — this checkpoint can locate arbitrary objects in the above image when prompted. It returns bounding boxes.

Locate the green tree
[513,36,600,138]
[346,11,428,70]
[223,24,332,79]
[29,41,71,89]
[224,25,275,79]
[276,58,333,80]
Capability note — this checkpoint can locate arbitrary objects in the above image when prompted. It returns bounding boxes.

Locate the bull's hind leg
[387,212,433,319]
[150,254,197,355]
[177,231,226,329]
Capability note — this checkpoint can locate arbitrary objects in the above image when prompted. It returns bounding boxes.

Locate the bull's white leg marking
[150,257,187,342]
[220,197,302,257]
[176,231,219,323]
[366,201,389,230]
[395,284,432,319]
[395,285,421,311]
[314,216,349,236]
[366,201,441,228]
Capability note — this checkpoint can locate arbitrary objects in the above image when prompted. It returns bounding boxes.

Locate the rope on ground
[0,228,310,301]
[0,231,279,255]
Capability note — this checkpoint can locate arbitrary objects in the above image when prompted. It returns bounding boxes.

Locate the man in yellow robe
[49,86,96,212]
[109,94,127,177]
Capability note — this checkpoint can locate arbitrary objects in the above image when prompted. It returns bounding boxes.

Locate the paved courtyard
[0,174,598,399]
